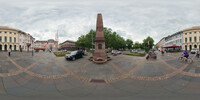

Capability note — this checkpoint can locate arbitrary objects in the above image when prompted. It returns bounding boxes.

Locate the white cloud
[0,0,200,44]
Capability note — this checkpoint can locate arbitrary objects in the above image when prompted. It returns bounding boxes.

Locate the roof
[165,31,182,40]
[182,26,200,32]
[0,26,20,31]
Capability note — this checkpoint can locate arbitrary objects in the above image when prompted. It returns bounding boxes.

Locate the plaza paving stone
[0,51,200,100]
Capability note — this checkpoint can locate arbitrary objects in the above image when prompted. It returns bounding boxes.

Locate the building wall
[156,38,165,51]
[165,31,182,49]
[0,26,35,51]
[182,26,200,51]
[0,27,19,51]
[60,40,77,51]
[34,39,58,51]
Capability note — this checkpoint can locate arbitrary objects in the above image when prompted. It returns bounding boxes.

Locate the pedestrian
[8,48,11,56]
[196,49,199,58]
[161,48,164,56]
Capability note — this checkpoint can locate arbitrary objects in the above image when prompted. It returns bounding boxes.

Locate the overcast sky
[0,0,200,43]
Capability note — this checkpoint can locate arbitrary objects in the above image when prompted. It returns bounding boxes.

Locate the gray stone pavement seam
[1,52,200,84]
[1,53,71,79]
[1,77,8,95]
[160,55,200,77]
[56,59,92,82]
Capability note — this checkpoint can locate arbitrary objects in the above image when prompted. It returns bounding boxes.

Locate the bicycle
[178,56,193,64]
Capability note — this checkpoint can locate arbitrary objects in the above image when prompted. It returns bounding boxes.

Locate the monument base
[89,56,111,64]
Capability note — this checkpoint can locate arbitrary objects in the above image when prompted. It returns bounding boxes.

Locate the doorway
[4,45,7,51]
[185,45,187,51]
[194,45,197,48]
[189,45,192,51]
[0,45,2,51]
[14,45,16,51]
[10,45,12,50]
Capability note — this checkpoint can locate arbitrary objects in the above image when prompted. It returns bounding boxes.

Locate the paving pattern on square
[0,51,200,99]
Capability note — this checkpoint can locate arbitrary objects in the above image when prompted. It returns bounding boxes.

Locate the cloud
[0,0,200,44]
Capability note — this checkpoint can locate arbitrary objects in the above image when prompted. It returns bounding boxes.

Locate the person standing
[196,49,199,58]
[8,48,11,56]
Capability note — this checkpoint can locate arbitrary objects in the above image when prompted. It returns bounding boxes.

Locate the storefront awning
[163,45,181,48]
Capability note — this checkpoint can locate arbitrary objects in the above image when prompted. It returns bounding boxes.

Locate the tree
[133,41,141,49]
[126,39,133,49]
[75,29,96,49]
[143,36,154,52]
[75,27,127,50]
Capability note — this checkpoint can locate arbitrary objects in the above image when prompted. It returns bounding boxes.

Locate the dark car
[105,50,111,53]
[65,50,84,61]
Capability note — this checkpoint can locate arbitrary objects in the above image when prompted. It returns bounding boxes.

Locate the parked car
[131,49,138,53]
[191,48,197,54]
[111,50,121,54]
[105,50,111,53]
[65,50,84,61]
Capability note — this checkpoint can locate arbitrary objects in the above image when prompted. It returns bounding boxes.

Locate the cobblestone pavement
[0,51,200,100]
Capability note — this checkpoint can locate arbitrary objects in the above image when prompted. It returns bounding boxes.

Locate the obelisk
[92,13,108,60]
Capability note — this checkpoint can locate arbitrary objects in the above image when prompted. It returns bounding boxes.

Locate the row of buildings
[156,26,200,51]
[0,26,77,52]
[0,26,35,51]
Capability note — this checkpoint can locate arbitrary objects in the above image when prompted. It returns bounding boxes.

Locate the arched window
[98,44,102,49]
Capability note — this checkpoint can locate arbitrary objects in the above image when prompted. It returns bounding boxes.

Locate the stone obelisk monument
[92,13,108,62]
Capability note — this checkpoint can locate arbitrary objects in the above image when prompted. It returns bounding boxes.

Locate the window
[194,37,197,42]
[14,33,16,35]
[0,36,1,42]
[189,37,192,42]
[5,37,7,42]
[5,31,7,33]
[0,31,1,33]
[10,37,12,42]
[194,32,196,34]
[190,32,192,34]
[14,37,16,43]
[185,38,187,43]
[10,32,12,34]
[180,39,182,43]
[185,33,187,35]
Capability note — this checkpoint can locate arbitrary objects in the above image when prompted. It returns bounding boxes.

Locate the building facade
[59,40,77,51]
[155,37,165,51]
[182,26,200,51]
[0,26,20,51]
[34,39,58,51]
[0,26,35,51]
[164,31,182,51]
[18,31,35,51]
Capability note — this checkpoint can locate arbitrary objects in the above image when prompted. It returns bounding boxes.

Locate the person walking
[161,48,164,56]
[196,49,199,58]
[8,48,11,56]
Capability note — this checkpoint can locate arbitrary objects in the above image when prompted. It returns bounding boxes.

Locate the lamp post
[92,31,94,53]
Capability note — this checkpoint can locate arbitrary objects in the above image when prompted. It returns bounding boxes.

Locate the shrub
[54,52,70,57]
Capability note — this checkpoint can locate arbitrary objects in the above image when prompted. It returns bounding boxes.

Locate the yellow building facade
[0,26,19,51]
[182,26,200,51]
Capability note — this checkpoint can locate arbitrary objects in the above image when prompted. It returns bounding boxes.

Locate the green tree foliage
[75,27,128,50]
[133,41,141,49]
[143,36,154,52]
[126,39,133,49]
[75,29,96,48]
